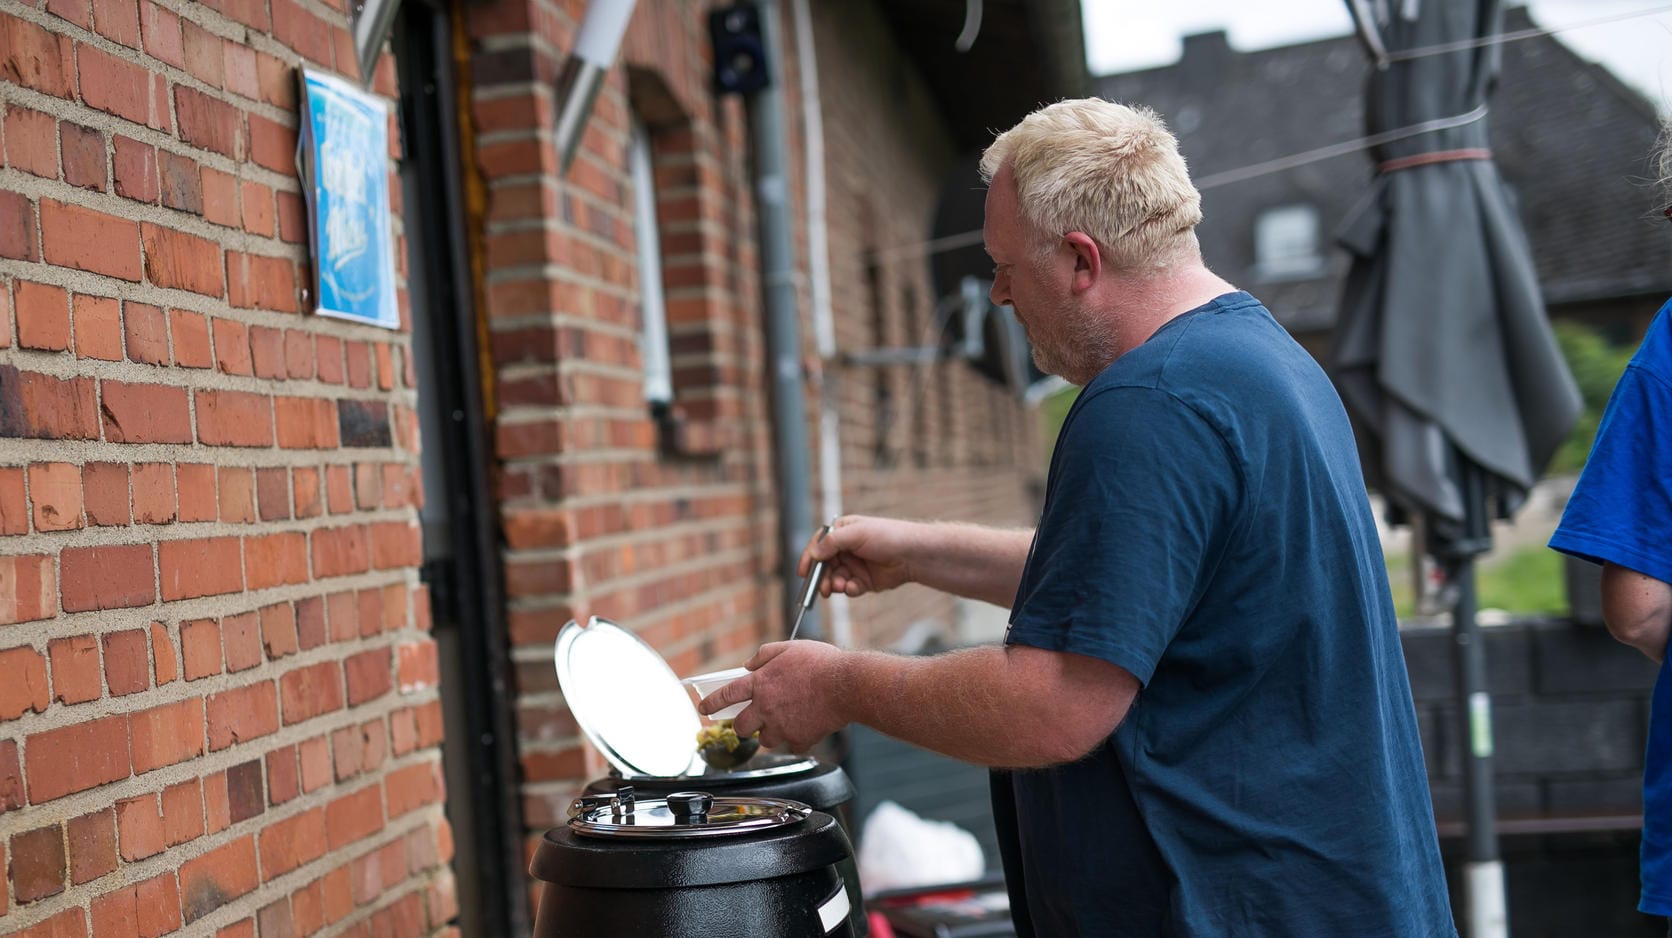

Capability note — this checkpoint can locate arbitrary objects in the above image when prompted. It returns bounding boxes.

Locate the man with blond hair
[702,98,1454,936]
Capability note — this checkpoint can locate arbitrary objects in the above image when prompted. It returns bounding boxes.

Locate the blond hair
[979,98,1203,272]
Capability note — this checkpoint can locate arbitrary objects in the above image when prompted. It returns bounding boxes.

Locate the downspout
[747,0,822,639]
[790,0,851,647]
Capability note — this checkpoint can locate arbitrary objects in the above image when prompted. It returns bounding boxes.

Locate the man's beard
[1024,300,1113,386]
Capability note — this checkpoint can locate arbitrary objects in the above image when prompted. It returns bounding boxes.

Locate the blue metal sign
[298,68,399,329]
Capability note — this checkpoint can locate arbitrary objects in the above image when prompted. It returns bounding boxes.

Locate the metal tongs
[787,523,831,641]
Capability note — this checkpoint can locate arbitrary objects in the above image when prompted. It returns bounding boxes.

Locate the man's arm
[802,517,1034,609]
[1601,563,1672,663]
[706,640,1139,768]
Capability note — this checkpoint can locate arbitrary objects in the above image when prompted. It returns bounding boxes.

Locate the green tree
[1549,321,1637,475]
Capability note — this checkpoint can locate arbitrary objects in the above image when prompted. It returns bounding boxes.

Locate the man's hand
[698,641,852,752]
[799,515,918,598]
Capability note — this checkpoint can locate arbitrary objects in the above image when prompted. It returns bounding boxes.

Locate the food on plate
[696,719,760,770]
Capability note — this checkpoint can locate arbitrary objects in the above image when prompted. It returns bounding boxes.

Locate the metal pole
[1452,464,1507,938]
[745,0,821,640]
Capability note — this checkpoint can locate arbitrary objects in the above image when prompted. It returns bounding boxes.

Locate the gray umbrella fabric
[1332,0,1581,547]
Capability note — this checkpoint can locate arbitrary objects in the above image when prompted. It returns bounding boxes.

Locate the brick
[137,872,183,936]
[218,466,256,522]
[217,920,254,938]
[292,466,321,518]
[280,661,343,725]
[221,611,261,672]
[174,85,246,160]
[176,463,217,522]
[375,343,394,391]
[223,41,257,101]
[312,525,369,578]
[259,807,326,881]
[1,18,74,97]
[201,166,239,227]
[73,293,122,361]
[271,0,331,64]
[112,135,159,203]
[29,461,82,531]
[255,50,293,108]
[277,189,306,244]
[129,697,204,774]
[123,301,168,365]
[345,341,371,388]
[256,467,289,521]
[203,772,230,834]
[160,536,244,600]
[326,591,356,643]
[140,1,183,67]
[382,583,406,631]
[4,107,58,178]
[207,681,279,750]
[59,543,154,612]
[180,618,221,680]
[0,556,56,626]
[39,200,141,281]
[102,629,149,696]
[181,18,222,87]
[266,746,298,805]
[227,760,261,825]
[78,43,167,129]
[0,739,20,809]
[11,824,66,902]
[356,588,383,638]
[0,645,50,719]
[250,325,283,379]
[116,795,165,861]
[48,635,102,705]
[67,809,116,885]
[0,367,100,439]
[352,463,381,509]
[257,900,292,937]
[25,715,130,803]
[170,308,211,366]
[99,380,192,444]
[291,880,324,934]
[205,0,268,32]
[245,532,308,590]
[316,335,344,383]
[246,114,296,175]
[337,400,391,448]
[398,640,439,693]
[0,467,25,534]
[92,0,141,47]
[321,865,352,923]
[141,223,224,297]
[331,725,361,781]
[195,390,273,446]
[386,762,439,818]
[16,280,70,352]
[60,121,107,192]
[275,396,338,449]
[371,520,422,570]
[161,779,203,847]
[241,180,274,235]
[212,318,251,374]
[180,836,258,922]
[130,462,174,523]
[0,190,39,261]
[91,883,140,938]
[226,252,297,312]
[157,149,201,214]
[325,785,383,850]
[327,461,354,511]
[296,596,326,651]
[298,736,330,793]
[10,909,86,938]
[281,330,313,379]
[150,622,177,685]
[0,286,10,350]
[360,718,385,773]
[344,647,391,705]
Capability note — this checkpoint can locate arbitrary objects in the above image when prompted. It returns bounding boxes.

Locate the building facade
[0,0,1084,934]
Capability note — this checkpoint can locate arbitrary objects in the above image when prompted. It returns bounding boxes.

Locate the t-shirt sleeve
[1007,387,1240,686]
[1549,363,1672,585]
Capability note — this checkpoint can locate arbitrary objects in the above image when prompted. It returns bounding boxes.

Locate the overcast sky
[1082,0,1672,111]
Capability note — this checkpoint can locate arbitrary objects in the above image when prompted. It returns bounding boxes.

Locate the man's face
[983,166,1081,380]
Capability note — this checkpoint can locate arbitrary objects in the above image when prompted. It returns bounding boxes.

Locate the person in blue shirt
[1548,295,1672,931]
[700,98,1454,936]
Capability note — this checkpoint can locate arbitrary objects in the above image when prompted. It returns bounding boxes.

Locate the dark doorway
[394,4,526,935]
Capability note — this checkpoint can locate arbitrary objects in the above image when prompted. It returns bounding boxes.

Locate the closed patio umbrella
[1330,1,1583,935]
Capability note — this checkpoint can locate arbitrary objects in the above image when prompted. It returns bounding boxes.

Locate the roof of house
[1095,9,1672,333]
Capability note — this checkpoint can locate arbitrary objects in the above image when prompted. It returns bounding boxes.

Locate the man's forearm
[1601,563,1672,662]
[831,644,1132,768]
[906,522,1034,608]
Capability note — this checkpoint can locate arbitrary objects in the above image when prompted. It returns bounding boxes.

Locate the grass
[1384,544,1568,620]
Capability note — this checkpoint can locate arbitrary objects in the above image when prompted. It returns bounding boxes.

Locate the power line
[872,2,1672,263]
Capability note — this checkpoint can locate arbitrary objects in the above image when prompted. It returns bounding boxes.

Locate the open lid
[554,617,703,777]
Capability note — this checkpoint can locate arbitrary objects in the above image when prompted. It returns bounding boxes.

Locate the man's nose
[989,274,1009,307]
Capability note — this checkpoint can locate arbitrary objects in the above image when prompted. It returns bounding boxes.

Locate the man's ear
[1063,232,1101,294]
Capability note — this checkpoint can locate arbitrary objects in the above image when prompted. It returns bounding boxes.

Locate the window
[1253,203,1325,281]
[629,114,673,411]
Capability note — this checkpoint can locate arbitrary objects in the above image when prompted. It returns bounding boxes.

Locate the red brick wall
[0,1,451,935]
[462,0,1042,868]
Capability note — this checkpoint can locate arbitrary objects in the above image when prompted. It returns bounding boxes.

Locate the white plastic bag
[856,801,985,894]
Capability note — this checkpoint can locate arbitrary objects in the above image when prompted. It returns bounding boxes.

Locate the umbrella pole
[1450,465,1508,938]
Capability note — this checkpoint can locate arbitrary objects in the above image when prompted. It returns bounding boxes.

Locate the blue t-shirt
[998,292,1454,937]
[1548,299,1672,917]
